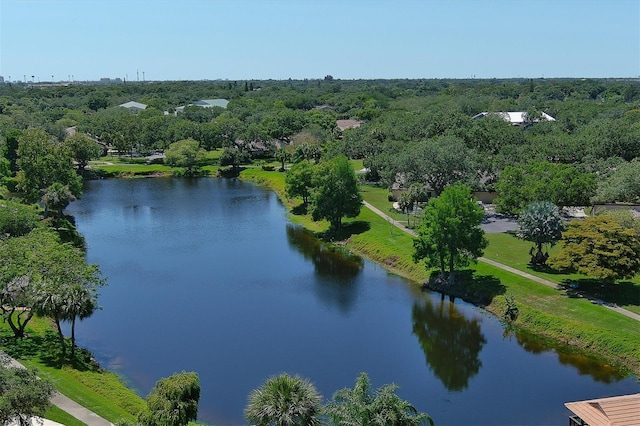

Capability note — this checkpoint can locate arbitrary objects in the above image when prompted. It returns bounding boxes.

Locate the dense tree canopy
[15,128,82,203]
[0,200,41,237]
[495,161,596,214]
[592,159,640,204]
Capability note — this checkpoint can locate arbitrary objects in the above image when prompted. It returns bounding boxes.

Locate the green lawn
[483,233,640,315]
[0,317,145,424]
[45,405,88,426]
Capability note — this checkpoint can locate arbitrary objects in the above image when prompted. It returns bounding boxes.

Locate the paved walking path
[362,201,640,322]
[1,350,114,426]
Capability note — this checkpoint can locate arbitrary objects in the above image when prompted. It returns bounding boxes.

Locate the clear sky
[1,0,638,82]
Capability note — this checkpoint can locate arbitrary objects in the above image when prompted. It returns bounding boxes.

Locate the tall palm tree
[244,373,322,426]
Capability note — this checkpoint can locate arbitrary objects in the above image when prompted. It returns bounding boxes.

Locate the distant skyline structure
[1,0,639,82]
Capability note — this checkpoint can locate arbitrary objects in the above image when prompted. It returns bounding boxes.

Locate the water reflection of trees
[412,297,486,392]
[508,329,625,383]
[286,225,364,313]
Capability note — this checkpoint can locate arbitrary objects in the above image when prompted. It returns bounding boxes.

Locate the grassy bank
[0,316,145,425]
[241,168,640,375]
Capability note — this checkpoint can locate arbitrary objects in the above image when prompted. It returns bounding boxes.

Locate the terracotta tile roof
[565,393,640,426]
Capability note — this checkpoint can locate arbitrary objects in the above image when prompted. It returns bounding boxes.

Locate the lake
[65,177,638,425]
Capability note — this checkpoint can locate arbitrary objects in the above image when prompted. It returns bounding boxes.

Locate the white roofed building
[471,111,555,126]
[119,101,147,111]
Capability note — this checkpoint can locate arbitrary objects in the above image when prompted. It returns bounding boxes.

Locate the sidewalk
[1,351,114,426]
[362,201,640,322]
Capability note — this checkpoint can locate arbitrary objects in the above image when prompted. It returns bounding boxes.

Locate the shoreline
[239,168,640,376]
[82,168,640,375]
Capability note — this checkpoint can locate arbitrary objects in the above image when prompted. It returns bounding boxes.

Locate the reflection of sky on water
[66,178,639,426]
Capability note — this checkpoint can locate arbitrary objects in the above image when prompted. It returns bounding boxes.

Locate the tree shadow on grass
[559,278,640,309]
[1,330,62,367]
[1,330,99,371]
[291,202,308,216]
[529,263,566,275]
[319,221,371,242]
[424,269,506,307]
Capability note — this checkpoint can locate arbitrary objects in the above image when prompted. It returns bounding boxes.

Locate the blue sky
[1,0,638,82]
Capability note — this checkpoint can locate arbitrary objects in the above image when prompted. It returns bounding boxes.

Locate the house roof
[565,393,640,426]
[193,99,229,108]
[471,111,555,125]
[336,119,363,131]
[119,101,147,110]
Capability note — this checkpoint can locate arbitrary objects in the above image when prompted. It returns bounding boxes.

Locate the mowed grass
[0,316,145,424]
[238,171,640,374]
[483,233,640,315]
[475,261,640,373]
[44,405,88,426]
[90,157,172,176]
[90,149,226,177]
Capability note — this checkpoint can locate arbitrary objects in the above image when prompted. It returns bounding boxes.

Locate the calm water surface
[66,178,638,425]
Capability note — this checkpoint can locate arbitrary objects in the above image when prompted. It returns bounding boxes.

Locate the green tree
[324,372,433,426]
[87,93,108,111]
[495,161,596,215]
[244,373,322,426]
[398,191,413,227]
[2,128,22,173]
[392,137,474,196]
[285,160,315,205]
[42,182,76,219]
[517,201,566,265]
[3,228,105,356]
[275,147,291,171]
[0,362,55,426]
[63,133,103,172]
[219,147,250,174]
[592,159,640,203]
[413,184,487,283]
[0,200,41,237]
[310,156,362,230]
[164,138,205,175]
[15,129,82,203]
[139,371,201,426]
[548,215,640,283]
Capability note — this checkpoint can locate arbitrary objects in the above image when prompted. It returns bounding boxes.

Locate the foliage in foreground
[0,358,54,426]
[325,372,433,426]
[245,373,323,426]
[138,371,201,426]
[245,372,432,426]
